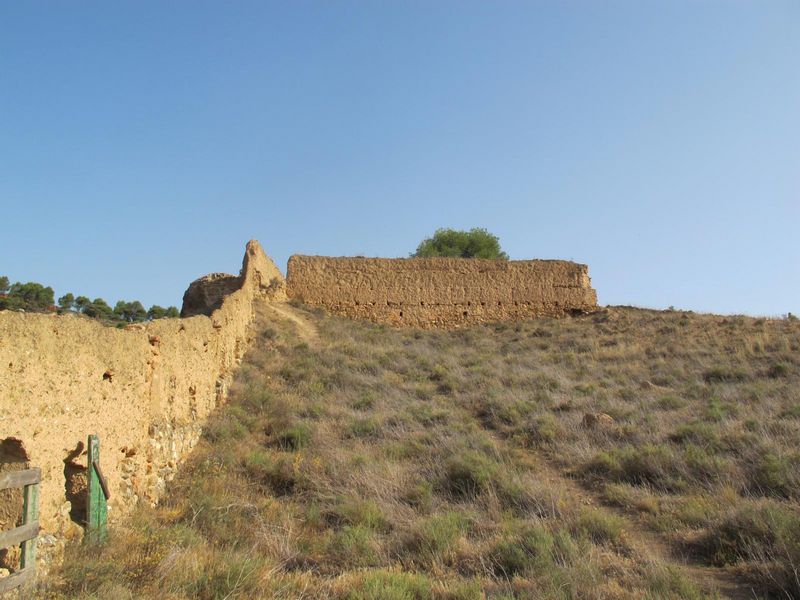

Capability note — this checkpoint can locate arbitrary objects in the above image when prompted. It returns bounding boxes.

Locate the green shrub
[405,512,469,562]
[402,481,434,511]
[443,452,495,498]
[572,508,624,544]
[495,476,539,513]
[682,443,725,482]
[472,396,520,429]
[203,417,247,443]
[767,363,790,379]
[643,565,703,599]
[674,496,716,528]
[779,404,800,419]
[697,501,800,596]
[328,525,380,567]
[490,525,554,577]
[240,385,273,413]
[429,364,456,394]
[434,580,482,600]
[414,406,451,426]
[243,451,298,495]
[274,424,312,451]
[748,451,796,498]
[353,393,376,410]
[348,417,382,439]
[328,497,390,532]
[601,483,660,515]
[344,570,433,600]
[656,396,685,410]
[551,528,581,566]
[669,421,719,450]
[412,227,508,260]
[585,444,679,490]
[520,414,561,447]
[703,367,749,383]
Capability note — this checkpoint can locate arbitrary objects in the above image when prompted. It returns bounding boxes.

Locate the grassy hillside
[45,305,799,599]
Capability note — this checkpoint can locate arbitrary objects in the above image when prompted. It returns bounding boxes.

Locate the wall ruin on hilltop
[0,240,597,569]
[286,255,597,328]
[0,241,285,550]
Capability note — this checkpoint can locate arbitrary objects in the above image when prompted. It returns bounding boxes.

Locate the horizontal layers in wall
[286,255,598,328]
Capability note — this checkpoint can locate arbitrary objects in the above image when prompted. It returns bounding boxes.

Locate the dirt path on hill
[264,302,319,346]
[528,455,758,599]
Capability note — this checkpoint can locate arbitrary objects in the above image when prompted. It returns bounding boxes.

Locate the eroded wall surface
[286,255,597,327]
[0,241,285,541]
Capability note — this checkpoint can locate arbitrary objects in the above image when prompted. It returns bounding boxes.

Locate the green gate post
[86,435,108,543]
[19,477,39,569]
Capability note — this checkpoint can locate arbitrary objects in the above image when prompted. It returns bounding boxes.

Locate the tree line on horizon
[0,275,179,323]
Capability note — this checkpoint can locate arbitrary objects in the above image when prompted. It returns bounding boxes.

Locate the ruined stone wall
[286,255,597,328]
[0,241,285,543]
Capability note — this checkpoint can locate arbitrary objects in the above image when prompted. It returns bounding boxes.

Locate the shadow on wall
[0,438,29,570]
[63,442,88,528]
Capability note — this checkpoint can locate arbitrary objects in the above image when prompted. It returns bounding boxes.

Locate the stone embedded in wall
[286,255,598,328]
[181,273,242,317]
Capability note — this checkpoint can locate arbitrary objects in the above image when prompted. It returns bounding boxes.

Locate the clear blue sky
[1,2,798,315]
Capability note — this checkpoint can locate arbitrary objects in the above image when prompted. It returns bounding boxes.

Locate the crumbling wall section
[0,240,285,539]
[286,255,597,327]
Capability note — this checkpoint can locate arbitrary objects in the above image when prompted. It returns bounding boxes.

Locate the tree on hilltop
[83,298,113,320]
[147,305,181,320]
[147,305,167,320]
[58,293,75,312]
[412,228,509,259]
[0,276,181,324]
[3,282,55,311]
[114,300,147,323]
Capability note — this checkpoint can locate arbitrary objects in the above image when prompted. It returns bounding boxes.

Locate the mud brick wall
[286,255,597,328]
[0,241,285,543]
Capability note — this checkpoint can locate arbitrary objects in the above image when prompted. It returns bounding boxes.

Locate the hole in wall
[463,311,468,317]
[63,442,88,527]
[102,370,113,382]
[399,311,403,318]
[0,438,30,570]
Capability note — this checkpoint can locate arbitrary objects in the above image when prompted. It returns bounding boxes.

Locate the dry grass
[41,305,800,599]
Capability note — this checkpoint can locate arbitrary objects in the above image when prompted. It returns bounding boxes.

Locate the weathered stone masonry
[286,255,597,328]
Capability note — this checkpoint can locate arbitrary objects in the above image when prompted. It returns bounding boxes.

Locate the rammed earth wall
[286,255,598,328]
[0,242,598,559]
[0,241,285,541]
